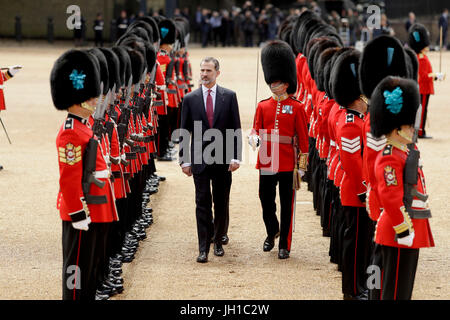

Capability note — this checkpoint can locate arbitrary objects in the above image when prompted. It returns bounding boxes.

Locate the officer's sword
[0,115,12,144]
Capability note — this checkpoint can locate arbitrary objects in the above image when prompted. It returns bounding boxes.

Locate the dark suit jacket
[179,85,242,175]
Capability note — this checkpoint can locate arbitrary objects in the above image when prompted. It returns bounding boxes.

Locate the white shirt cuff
[181,163,191,168]
[231,159,240,165]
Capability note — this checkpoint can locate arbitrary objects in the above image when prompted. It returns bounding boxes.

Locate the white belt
[412,199,428,209]
[94,169,110,179]
[307,94,312,100]
[330,140,336,147]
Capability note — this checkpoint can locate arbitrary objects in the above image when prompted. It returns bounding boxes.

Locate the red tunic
[56,115,118,223]
[362,115,386,221]
[253,96,308,173]
[374,143,434,249]
[0,71,12,111]
[336,109,366,207]
[417,53,434,95]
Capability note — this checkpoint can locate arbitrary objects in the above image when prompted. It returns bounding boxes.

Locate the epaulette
[382,144,393,156]
[259,97,271,103]
[289,96,300,103]
[346,113,354,123]
[64,118,74,130]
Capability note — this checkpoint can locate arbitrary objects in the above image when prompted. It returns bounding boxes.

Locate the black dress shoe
[263,232,280,252]
[197,251,208,263]
[278,249,290,259]
[418,134,433,139]
[214,243,224,256]
[157,154,173,161]
[221,235,229,245]
[0,165,3,171]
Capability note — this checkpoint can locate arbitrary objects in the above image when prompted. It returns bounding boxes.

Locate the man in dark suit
[179,57,242,263]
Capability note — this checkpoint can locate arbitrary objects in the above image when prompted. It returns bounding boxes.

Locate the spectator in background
[373,13,395,38]
[405,12,416,33]
[258,9,269,46]
[232,7,243,46]
[174,8,181,17]
[93,13,104,47]
[182,7,190,20]
[73,11,85,47]
[311,1,322,17]
[267,5,282,41]
[242,10,256,47]
[194,6,202,43]
[221,10,233,47]
[211,11,222,47]
[438,8,448,49]
[347,8,359,46]
[201,8,211,48]
[329,11,341,30]
[116,10,129,39]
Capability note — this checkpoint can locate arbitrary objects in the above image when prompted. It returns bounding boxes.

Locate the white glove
[435,72,445,81]
[8,65,22,76]
[72,216,91,231]
[397,231,415,247]
[248,135,260,150]
[299,169,305,177]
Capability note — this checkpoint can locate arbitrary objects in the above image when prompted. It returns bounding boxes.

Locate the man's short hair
[200,57,220,71]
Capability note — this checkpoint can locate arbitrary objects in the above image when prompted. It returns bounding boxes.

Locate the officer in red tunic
[156,19,177,161]
[333,48,373,300]
[370,76,434,300]
[408,23,445,139]
[0,65,22,170]
[51,50,118,300]
[250,40,309,259]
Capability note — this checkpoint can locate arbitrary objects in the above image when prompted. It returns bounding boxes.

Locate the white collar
[202,84,217,95]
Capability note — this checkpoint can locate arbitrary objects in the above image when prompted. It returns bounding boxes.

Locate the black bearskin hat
[158,19,176,45]
[307,38,340,82]
[126,48,145,85]
[111,46,130,89]
[317,47,340,93]
[297,17,323,55]
[98,48,121,91]
[50,49,100,110]
[359,35,408,98]
[291,10,319,55]
[408,23,430,54]
[126,26,151,43]
[261,40,297,95]
[331,49,362,107]
[128,20,153,43]
[137,16,160,43]
[87,48,109,95]
[370,76,420,138]
[404,47,419,82]
[327,47,353,100]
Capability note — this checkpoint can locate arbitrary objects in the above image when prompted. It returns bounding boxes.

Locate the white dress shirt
[202,84,217,112]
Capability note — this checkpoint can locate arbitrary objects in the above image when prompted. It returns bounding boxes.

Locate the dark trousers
[157,114,169,156]
[368,243,383,300]
[419,94,430,137]
[94,31,103,47]
[167,106,179,142]
[379,245,419,300]
[259,170,295,251]
[193,164,232,252]
[341,206,374,296]
[62,221,109,300]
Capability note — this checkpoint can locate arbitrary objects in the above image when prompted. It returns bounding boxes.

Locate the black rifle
[403,104,431,219]
[82,138,107,204]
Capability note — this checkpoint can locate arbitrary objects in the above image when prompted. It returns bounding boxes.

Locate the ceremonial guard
[0,64,22,170]
[250,40,309,259]
[51,49,118,300]
[407,23,445,139]
[156,19,177,161]
[332,48,373,300]
[370,76,434,300]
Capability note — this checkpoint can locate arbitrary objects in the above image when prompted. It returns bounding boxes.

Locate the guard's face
[270,81,288,95]
[398,124,414,143]
[200,61,220,86]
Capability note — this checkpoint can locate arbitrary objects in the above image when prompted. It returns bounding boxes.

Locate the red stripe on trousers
[394,247,400,300]
[74,230,82,300]
[354,208,359,295]
[419,95,428,136]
